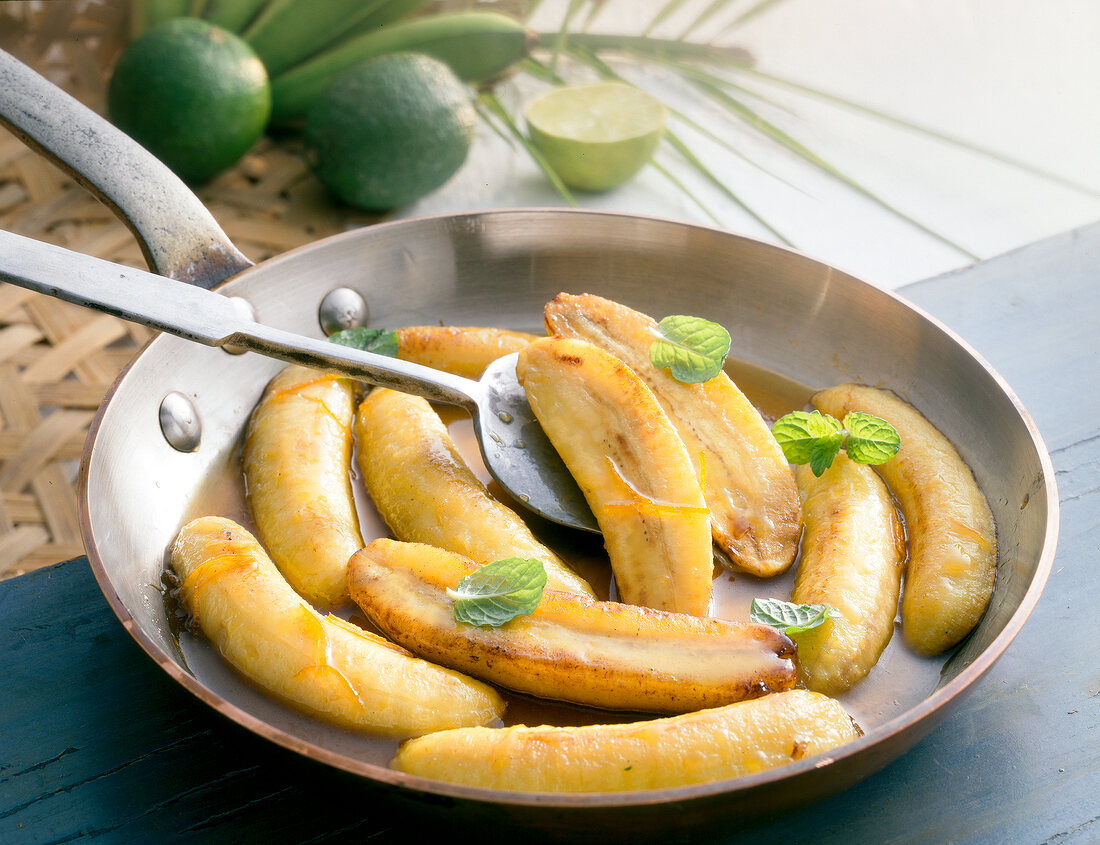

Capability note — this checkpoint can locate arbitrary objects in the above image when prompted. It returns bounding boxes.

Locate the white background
[408,0,1100,290]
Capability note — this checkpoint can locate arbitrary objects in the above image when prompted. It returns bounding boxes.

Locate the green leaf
[447,557,547,627]
[771,410,843,474]
[749,597,840,636]
[326,327,399,357]
[843,411,901,465]
[648,314,731,383]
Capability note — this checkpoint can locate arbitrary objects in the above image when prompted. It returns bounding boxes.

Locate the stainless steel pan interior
[0,50,1058,839]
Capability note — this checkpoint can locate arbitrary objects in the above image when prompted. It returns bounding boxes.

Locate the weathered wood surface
[2,222,1098,844]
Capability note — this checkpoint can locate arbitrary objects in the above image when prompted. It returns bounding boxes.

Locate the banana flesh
[170,517,505,736]
[346,538,797,713]
[396,325,538,378]
[354,387,594,597]
[543,293,801,578]
[813,383,997,655]
[241,364,362,608]
[390,688,860,792]
[791,456,906,694]
[516,335,714,616]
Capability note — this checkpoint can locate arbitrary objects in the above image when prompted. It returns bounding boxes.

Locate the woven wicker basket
[0,1,379,577]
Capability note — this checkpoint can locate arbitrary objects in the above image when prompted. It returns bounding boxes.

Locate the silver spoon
[0,228,600,534]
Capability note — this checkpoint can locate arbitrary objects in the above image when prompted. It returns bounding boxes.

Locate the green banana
[269,11,535,125]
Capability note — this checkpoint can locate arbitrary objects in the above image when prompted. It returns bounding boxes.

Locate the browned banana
[354,387,593,597]
[544,292,801,578]
[813,383,998,655]
[390,688,860,792]
[347,538,797,713]
[170,517,505,736]
[241,364,362,608]
[396,325,538,378]
[516,335,713,616]
[791,456,906,694]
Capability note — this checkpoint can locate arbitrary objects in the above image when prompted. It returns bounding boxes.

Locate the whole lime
[525,81,667,192]
[107,18,271,184]
[303,52,476,211]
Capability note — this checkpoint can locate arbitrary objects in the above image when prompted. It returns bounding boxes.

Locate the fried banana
[544,292,801,578]
[354,387,593,597]
[170,517,504,736]
[396,325,538,378]
[347,538,796,713]
[390,688,860,792]
[813,383,997,655]
[791,456,906,694]
[516,335,713,616]
[241,364,362,608]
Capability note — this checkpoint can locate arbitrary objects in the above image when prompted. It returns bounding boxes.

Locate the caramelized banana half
[347,538,796,713]
[813,383,998,655]
[544,292,801,578]
[354,387,593,597]
[170,517,505,736]
[516,335,713,616]
[241,364,362,608]
[396,325,538,378]
[791,456,906,694]
[391,689,860,792]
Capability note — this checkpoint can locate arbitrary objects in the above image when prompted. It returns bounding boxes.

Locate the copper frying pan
[0,50,1058,840]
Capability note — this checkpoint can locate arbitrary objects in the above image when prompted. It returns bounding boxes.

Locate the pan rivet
[159,391,202,453]
[319,288,369,336]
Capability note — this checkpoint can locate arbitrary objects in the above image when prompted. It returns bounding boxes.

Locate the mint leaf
[749,597,841,636]
[772,409,899,476]
[447,557,547,627]
[771,410,844,473]
[843,411,901,465]
[649,315,731,384]
[327,327,399,357]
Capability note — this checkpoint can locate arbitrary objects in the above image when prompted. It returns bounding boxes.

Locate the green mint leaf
[843,411,901,465]
[771,410,844,475]
[447,557,547,627]
[749,597,841,636]
[648,315,731,384]
[327,327,399,357]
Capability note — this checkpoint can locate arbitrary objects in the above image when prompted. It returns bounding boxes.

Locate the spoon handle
[0,228,483,409]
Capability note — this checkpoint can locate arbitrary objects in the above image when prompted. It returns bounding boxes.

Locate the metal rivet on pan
[159,391,202,452]
[319,287,369,336]
[222,296,256,355]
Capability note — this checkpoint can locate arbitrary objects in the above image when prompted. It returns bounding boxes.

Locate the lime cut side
[524,81,667,192]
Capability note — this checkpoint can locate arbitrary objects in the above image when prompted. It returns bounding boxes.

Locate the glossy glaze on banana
[543,292,801,578]
[390,689,860,792]
[347,538,796,713]
[170,517,505,736]
[516,335,713,616]
[813,383,998,655]
[396,325,538,378]
[354,387,594,597]
[241,364,362,608]
[791,456,906,694]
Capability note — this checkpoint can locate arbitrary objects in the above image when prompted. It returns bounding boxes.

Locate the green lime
[303,52,476,212]
[107,18,271,184]
[524,81,667,192]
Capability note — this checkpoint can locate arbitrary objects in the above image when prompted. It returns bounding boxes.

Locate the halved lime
[524,81,667,192]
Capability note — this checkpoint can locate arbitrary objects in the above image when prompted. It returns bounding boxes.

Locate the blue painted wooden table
[2,223,1097,844]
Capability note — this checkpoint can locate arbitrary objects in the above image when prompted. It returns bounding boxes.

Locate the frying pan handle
[0,50,252,290]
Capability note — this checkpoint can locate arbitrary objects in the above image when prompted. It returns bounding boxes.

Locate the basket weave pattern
[0,2,375,577]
